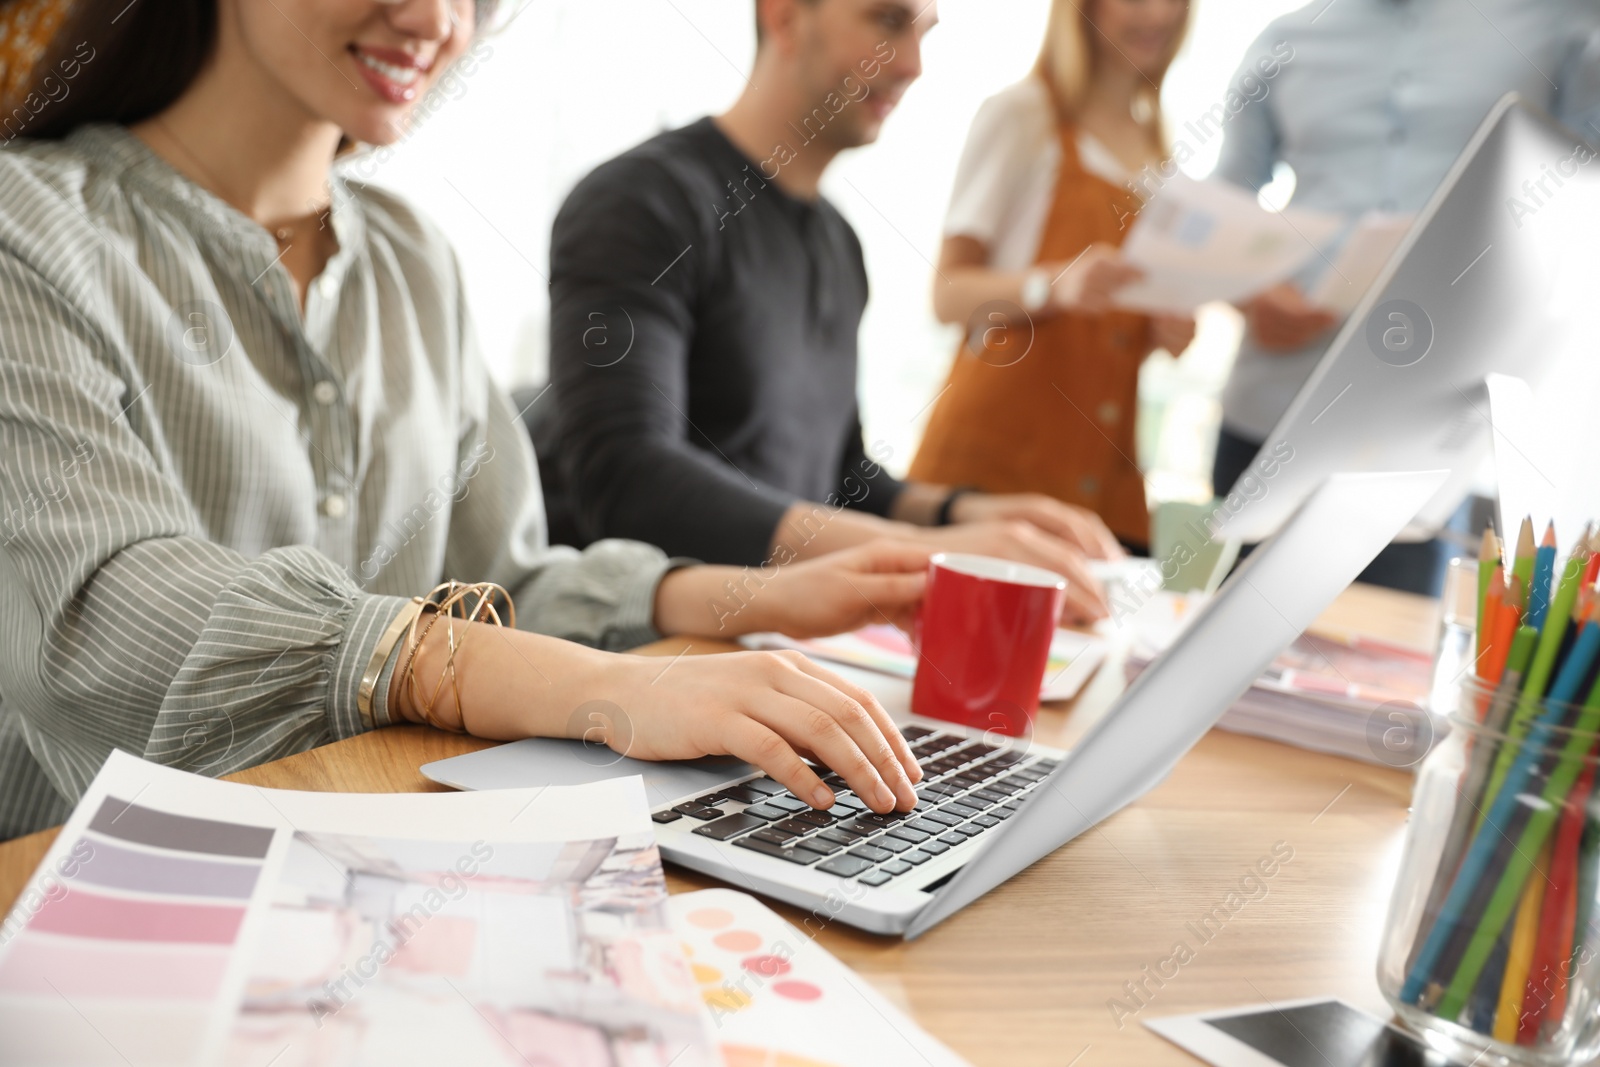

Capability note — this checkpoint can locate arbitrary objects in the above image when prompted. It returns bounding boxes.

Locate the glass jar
[1378,676,1600,1066]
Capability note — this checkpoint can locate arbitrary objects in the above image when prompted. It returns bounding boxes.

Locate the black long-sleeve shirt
[535,117,906,566]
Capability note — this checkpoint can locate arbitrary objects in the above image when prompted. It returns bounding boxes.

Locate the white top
[944,77,1131,272]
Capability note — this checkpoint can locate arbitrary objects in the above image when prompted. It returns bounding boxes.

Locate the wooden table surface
[0,583,1439,1066]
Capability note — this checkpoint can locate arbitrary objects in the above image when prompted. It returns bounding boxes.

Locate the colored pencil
[1511,517,1537,604]
[1482,575,1526,688]
[1479,523,1501,660]
[1529,523,1559,632]
[1519,762,1594,1043]
[1493,840,1550,1041]
[1425,621,1600,1017]
[1478,567,1506,682]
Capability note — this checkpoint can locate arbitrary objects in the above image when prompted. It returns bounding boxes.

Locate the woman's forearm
[931,264,1036,326]
[389,617,621,741]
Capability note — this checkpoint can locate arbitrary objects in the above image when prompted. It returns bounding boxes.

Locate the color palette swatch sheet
[669,888,971,1067]
[0,751,719,1067]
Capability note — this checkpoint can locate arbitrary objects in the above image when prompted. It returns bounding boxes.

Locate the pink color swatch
[29,886,245,944]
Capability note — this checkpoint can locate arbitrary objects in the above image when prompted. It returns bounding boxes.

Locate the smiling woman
[0,0,933,841]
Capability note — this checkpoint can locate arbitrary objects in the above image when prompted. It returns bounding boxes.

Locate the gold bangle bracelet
[358,598,424,730]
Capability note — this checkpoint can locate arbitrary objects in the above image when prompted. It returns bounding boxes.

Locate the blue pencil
[1528,522,1557,631]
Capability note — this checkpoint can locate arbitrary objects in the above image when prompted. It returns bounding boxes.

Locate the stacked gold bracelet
[357,581,514,734]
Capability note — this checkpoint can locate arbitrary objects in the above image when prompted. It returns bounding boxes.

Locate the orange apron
[909,124,1152,544]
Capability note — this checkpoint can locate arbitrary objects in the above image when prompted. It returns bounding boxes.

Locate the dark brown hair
[22,0,217,140]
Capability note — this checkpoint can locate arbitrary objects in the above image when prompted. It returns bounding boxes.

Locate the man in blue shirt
[1211,0,1600,592]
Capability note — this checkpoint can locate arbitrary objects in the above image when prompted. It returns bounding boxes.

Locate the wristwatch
[1020,268,1051,313]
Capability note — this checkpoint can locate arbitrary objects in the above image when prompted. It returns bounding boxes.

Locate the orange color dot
[773,980,823,1002]
[713,929,763,952]
[686,908,734,929]
[703,986,752,1012]
[691,963,722,985]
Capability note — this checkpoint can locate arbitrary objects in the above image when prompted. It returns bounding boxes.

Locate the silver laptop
[424,470,1447,937]
[1216,93,1600,543]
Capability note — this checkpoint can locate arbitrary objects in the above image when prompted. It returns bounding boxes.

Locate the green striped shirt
[0,125,673,839]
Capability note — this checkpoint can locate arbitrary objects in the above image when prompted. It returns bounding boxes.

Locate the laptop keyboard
[650,724,1057,888]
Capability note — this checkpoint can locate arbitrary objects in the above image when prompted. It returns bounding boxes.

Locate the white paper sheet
[0,751,719,1067]
[1307,211,1414,314]
[1115,175,1342,313]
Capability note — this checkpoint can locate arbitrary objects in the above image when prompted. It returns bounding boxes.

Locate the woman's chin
[337,109,423,149]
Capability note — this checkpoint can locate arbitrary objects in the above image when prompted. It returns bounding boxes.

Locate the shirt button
[322,494,349,519]
[312,380,339,406]
[1078,477,1100,497]
[1097,401,1122,425]
[316,275,339,299]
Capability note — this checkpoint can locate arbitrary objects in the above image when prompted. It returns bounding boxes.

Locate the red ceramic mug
[911,553,1068,737]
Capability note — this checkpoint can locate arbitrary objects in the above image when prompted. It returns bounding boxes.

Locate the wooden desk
[0,583,1438,1066]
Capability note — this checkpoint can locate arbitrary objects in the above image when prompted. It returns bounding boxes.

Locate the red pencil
[1519,762,1592,1043]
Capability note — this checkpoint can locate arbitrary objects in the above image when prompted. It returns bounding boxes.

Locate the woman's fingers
[718,714,834,809]
[763,653,918,812]
[785,653,921,784]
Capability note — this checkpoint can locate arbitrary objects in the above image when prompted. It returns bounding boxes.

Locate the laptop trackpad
[421,737,757,809]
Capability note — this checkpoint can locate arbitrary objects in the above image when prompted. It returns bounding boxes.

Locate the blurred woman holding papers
[908,0,1195,549]
[0,0,929,841]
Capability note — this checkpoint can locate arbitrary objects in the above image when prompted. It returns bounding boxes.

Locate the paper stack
[1125,623,1436,767]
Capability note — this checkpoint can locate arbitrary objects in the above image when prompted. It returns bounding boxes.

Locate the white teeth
[355,52,421,86]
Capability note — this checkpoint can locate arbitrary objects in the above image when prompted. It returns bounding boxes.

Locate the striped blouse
[0,125,675,839]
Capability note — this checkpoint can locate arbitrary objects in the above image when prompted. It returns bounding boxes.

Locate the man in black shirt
[536,0,1122,622]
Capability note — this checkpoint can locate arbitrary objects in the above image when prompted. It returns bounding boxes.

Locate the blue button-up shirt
[1214,0,1600,439]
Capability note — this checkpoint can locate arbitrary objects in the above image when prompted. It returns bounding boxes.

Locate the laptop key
[901,850,932,865]
[907,818,948,835]
[920,810,963,828]
[886,826,931,844]
[920,840,951,855]
[989,807,1014,820]
[751,828,800,846]
[735,837,822,865]
[938,832,968,847]
[970,788,1011,804]
[793,837,843,857]
[987,780,1026,795]
[955,794,994,811]
[764,795,811,814]
[775,817,819,836]
[817,854,874,878]
[873,834,913,854]
[972,814,1002,828]
[695,793,731,807]
[880,859,913,876]
[817,828,860,847]
[940,803,981,820]
[953,825,986,838]
[742,777,787,796]
[858,870,893,887]
[741,804,787,821]
[847,844,895,864]
[673,803,725,821]
[900,725,935,741]
[693,813,768,841]
[651,810,682,824]
[720,785,771,805]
